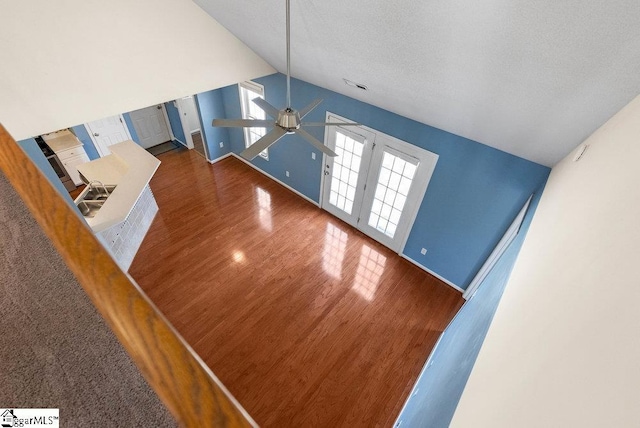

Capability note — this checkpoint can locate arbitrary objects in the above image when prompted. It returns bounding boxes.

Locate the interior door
[321,125,375,227]
[85,115,132,157]
[321,113,438,253]
[175,96,202,150]
[129,105,171,148]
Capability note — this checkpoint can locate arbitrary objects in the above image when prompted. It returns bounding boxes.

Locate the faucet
[88,180,109,196]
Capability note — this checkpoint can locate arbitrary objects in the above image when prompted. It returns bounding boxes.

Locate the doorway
[85,115,133,157]
[128,104,172,149]
[175,96,207,158]
[321,113,438,253]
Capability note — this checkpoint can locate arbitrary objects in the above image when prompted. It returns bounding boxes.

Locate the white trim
[174,98,196,150]
[159,103,175,141]
[208,152,233,164]
[400,254,464,293]
[192,94,211,161]
[238,81,269,160]
[232,154,321,207]
[462,195,533,300]
[393,330,446,428]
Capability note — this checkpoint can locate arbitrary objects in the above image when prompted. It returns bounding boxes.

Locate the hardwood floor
[129,150,464,427]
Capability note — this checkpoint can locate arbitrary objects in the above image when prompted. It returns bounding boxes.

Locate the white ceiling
[0,0,274,141]
[193,0,640,166]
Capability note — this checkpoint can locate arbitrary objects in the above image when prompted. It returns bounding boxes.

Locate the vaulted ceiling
[194,0,640,166]
[0,0,274,141]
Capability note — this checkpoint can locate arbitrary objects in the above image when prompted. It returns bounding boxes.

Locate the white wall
[0,0,275,140]
[451,93,640,427]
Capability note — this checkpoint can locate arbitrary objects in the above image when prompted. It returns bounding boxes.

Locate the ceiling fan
[212,0,360,160]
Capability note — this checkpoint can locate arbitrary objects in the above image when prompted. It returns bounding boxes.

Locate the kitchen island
[76,140,160,271]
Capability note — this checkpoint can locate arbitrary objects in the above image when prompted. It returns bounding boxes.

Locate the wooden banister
[0,125,256,427]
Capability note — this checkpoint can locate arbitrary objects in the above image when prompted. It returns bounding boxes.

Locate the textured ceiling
[193,0,640,166]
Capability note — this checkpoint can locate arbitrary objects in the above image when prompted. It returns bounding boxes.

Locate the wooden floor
[129,150,464,427]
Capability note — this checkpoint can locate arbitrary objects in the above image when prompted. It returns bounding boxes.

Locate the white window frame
[238,81,268,160]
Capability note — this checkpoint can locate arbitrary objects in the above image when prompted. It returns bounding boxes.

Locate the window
[368,150,418,238]
[239,81,268,159]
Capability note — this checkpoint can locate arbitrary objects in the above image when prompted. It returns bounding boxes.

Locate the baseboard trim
[231,154,321,207]
[400,254,464,293]
[208,152,233,164]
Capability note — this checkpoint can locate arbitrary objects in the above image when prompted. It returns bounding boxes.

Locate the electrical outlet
[420,248,427,255]
[219,142,224,148]
[311,152,316,160]
[285,171,290,177]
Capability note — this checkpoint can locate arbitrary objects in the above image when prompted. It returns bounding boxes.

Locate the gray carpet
[0,170,176,427]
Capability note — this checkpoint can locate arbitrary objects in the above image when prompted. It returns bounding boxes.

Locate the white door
[181,96,200,134]
[129,105,172,148]
[321,113,438,253]
[175,96,202,149]
[85,115,133,157]
[322,125,375,227]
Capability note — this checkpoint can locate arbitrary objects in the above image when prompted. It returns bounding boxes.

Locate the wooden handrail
[0,125,256,427]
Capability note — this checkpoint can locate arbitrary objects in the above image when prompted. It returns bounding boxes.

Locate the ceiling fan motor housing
[277,109,301,133]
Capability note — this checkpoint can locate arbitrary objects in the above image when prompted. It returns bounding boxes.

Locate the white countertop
[76,140,160,232]
[42,129,83,153]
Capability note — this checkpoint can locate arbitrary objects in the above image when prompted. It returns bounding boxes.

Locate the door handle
[324,170,330,176]
[94,133,99,136]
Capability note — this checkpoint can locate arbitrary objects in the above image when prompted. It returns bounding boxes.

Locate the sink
[75,183,117,217]
[77,200,105,218]
[82,184,117,201]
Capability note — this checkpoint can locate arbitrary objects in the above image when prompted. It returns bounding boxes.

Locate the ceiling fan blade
[240,127,288,160]
[302,122,361,127]
[294,128,337,157]
[298,98,323,119]
[212,118,274,128]
[252,98,281,119]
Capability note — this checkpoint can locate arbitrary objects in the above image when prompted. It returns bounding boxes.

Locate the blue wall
[17,138,76,208]
[394,181,546,428]
[164,101,186,143]
[70,125,100,160]
[121,112,140,144]
[194,89,230,161]
[203,73,550,289]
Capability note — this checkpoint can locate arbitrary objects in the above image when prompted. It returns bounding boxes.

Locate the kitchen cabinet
[43,130,91,186]
[60,151,90,185]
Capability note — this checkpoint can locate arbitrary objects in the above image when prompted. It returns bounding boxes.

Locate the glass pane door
[321,113,439,254]
[367,150,419,239]
[328,130,364,215]
[322,126,374,227]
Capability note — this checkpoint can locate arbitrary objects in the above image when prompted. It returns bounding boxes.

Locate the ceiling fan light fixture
[212,0,361,161]
[343,78,368,91]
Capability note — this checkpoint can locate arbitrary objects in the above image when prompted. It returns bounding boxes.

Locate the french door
[321,113,438,253]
